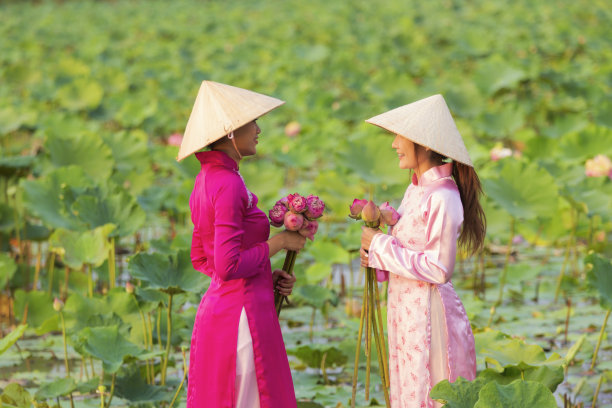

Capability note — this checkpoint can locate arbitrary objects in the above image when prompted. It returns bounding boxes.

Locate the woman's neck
[414,159,444,180]
[212,145,241,165]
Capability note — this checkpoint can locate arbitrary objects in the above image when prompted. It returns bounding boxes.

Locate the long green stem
[108,237,116,290]
[106,373,116,408]
[351,271,368,408]
[373,268,389,387]
[87,264,93,298]
[592,374,604,408]
[147,312,155,382]
[365,269,372,400]
[369,270,390,407]
[169,348,188,408]
[48,252,56,296]
[161,294,173,385]
[157,304,163,351]
[60,311,70,377]
[590,309,611,371]
[276,250,297,316]
[138,306,151,384]
[487,218,515,327]
[555,209,577,302]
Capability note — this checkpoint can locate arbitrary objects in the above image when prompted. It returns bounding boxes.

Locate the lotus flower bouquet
[269,193,325,316]
[349,199,400,408]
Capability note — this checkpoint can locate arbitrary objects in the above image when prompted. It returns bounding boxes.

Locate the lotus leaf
[48,224,115,269]
[482,160,559,219]
[13,290,58,334]
[0,383,32,408]
[114,367,173,403]
[34,378,76,401]
[128,249,207,295]
[287,344,348,368]
[0,155,34,178]
[55,78,104,111]
[585,252,612,310]
[0,252,17,288]
[81,325,149,373]
[430,376,487,408]
[71,185,145,237]
[473,379,557,408]
[0,324,27,356]
[21,165,92,230]
[293,285,339,310]
[46,132,113,180]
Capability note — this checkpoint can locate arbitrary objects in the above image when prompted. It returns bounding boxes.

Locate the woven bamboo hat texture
[365,94,473,167]
[177,81,285,161]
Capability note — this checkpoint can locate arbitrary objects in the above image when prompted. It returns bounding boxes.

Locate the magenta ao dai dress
[187,151,296,408]
[368,163,476,408]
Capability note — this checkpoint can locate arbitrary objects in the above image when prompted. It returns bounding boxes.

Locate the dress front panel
[369,163,476,408]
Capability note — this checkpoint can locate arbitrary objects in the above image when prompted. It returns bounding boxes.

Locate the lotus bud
[288,193,307,213]
[349,199,368,220]
[379,202,401,226]
[299,219,319,241]
[284,212,304,231]
[304,195,325,219]
[53,298,64,312]
[361,200,381,228]
[125,282,135,294]
[269,203,288,228]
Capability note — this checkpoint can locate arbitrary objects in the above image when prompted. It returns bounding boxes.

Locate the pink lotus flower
[299,219,319,241]
[349,199,368,219]
[277,196,289,208]
[305,195,325,219]
[167,133,183,146]
[585,155,612,178]
[289,193,307,213]
[490,144,513,161]
[362,200,381,228]
[285,121,301,138]
[269,203,288,227]
[379,202,400,226]
[284,212,304,231]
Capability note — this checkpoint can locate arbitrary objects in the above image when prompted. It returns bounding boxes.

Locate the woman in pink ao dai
[360,95,486,408]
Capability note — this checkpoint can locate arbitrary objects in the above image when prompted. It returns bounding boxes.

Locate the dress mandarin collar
[412,162,453,186]
[195,150,239,171]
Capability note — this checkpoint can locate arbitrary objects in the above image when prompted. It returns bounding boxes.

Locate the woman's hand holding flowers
[272,269,296,296]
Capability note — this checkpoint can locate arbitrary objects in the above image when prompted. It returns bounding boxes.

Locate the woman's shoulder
[205,166,248,200]
[421,178,462,214]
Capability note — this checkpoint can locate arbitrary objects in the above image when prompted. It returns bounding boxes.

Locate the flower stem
[351,271,368,408]
[87,264,93,298]
[48,252,56,296]
[106,373,116,408]
[554,208,577,303]
[373,269,389,387]
[365,269,372,400]
[487,217,514,327]
[138,305,151,384]
[161,293,173,385]
[108,237,116,290]
[169,348,188,408]
[593,373,604,408]
[369,269,390,407]
[590,308,611,371]
[275,250,297,316]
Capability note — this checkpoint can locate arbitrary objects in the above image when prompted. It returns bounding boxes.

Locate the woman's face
[233,120,261,157]
[392,134,419,169]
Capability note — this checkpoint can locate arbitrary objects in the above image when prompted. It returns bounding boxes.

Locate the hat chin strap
[227,132,243,160]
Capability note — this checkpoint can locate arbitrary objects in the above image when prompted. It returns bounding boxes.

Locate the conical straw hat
[177,81,285,161]
[365,94,472,167]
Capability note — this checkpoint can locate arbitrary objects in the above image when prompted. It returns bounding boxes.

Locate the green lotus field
[1,0,611,407]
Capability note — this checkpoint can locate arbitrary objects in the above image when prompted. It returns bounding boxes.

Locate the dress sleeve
[208,171,269,281]
[190,226,213,277]
[368,190,463,284]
